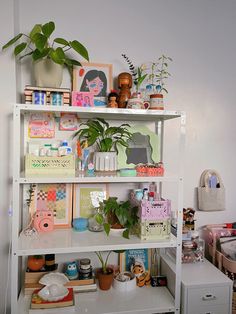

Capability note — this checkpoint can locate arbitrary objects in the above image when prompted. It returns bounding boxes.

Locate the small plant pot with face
[97,268,114,290]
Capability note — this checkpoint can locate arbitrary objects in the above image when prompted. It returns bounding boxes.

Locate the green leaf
[32,33,47,52]
[50,47,65,64]
[14,42,27,56]
[95,213,104,224]
[2,33,23,50]
[54,37,69,46]
[68,59,82,66]
[103,223,110,236]
[69,40,89,61]
[122,229,129,239]
[19,51,33,60]
[32,48,50,61]
[42,21,55,38]
[29,24,42,40]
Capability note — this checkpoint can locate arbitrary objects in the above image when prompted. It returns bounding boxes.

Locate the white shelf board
[18,286,175,314]
[16,229,177,256]
[15,103,183,122]
[18,172,180,184]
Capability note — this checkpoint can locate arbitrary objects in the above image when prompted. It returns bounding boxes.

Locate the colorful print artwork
[29,183,72,228]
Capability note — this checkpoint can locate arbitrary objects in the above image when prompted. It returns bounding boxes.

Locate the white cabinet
[11,104,185,314]
[161,256,232,314]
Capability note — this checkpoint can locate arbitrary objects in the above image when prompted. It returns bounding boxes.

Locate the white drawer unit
[161,256,233,314]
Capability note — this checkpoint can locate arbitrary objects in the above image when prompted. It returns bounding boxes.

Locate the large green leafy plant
[2,21,89,73]
[73,118,132,152]
[95,197,139,239]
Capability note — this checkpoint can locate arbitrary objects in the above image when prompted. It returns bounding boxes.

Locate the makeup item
[148,192,155,201]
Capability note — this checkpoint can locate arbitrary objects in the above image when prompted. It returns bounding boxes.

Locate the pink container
[139,199,171,221]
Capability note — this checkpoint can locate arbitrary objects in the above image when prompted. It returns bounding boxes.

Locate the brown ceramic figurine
[117,72,132,108]
[108,90,119,108]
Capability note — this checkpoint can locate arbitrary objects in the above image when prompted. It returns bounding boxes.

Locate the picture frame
[59,113,78,131]
[72,63,113,107]
[71,91,94,107]
[117,125,160,169]
[73,184,108,218]
[29,183,73,228]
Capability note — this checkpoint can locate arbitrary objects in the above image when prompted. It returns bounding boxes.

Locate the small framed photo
[119,249,151,287]
[71,91,94,107]
[59,113,78,131]
[73,63,113,107]
[73,184,108,218]
[29,183,73,228]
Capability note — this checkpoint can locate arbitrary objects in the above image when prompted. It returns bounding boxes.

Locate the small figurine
[108,90,119,108]
[117,72,132,108]
[65,261,78,280]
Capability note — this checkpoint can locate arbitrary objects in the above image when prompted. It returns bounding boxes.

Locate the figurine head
[118,72,132,88]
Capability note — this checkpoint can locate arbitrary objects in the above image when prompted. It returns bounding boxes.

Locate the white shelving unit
[11,104,186,314]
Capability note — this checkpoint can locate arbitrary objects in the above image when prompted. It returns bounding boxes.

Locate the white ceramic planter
[109,227,125,237]
[33,58,63,88]
[113,272,136,292]
[94,152,117,171]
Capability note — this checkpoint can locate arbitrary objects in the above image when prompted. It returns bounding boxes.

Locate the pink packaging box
[139,199,171,221]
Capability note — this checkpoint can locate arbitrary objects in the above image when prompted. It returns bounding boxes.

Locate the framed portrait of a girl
[73,63,113,107]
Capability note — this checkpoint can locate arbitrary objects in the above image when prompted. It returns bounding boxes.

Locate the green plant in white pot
[73,118,132,171]
[2,21,89,87]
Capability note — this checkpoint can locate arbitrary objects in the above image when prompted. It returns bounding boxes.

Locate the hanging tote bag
[198,169,225,211]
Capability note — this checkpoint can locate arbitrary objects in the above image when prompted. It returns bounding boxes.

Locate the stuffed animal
[65,261,78,280]
[130,259,151,287]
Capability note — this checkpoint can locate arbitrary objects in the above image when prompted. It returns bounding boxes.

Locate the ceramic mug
[127,97,150,109]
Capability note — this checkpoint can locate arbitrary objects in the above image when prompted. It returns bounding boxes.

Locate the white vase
[94,152,117,171]
[33,58,63,88]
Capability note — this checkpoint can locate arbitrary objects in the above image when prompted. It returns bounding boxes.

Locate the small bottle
[45,254,56,271]
[151,249,159,277]
[61,140,72,154]
[51,147,58,157]
[79,258,92,278]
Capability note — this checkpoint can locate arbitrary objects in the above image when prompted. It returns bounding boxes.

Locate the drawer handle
[202,294,216,301]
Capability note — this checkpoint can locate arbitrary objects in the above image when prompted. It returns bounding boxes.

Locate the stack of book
[24,85,71,105]
[29,287,75,313]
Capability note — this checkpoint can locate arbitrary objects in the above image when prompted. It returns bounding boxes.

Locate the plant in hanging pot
[2,21,89,87]
[73,117,132,171]
[95,251,114,290]
[95,197,139,239]
[145,55,172,110]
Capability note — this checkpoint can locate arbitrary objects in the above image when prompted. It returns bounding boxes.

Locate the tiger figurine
[130,259,151,287]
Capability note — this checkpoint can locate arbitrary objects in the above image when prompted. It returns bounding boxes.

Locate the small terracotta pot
[97,268,114,290]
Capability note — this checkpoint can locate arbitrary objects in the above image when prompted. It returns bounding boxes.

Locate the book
[29,305,75,313]
[30,287,74,309]
[72,283,97,292]
[25,85,71,93]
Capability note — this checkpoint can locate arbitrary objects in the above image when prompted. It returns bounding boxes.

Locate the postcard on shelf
[28,112,55,138]
[119,248,151,287]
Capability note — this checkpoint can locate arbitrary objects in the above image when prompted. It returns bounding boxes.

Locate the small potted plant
[73,117,132,171]
[145,55,172,110]
[95,251,114,290]
[95,197,139,239]
[2,21,89,87]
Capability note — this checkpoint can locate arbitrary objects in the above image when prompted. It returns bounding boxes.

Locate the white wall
[1,0,236,311]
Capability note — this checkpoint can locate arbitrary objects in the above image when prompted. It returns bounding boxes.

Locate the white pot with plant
[73,118,132,171]
[2,21,89,88]
[145,55,173,110]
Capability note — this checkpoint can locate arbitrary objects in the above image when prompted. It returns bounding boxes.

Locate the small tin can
[33,91,46,105]
[79,258,92,278]
[51,92,63,106]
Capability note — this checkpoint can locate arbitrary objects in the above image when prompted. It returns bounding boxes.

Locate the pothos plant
[2,21,89,74]
[95,197,139,239]
[73,117,132,152]
[122,54,147,93]
[145,55,173,94]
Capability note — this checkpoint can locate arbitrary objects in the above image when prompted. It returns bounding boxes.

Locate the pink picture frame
[71,91,94,107]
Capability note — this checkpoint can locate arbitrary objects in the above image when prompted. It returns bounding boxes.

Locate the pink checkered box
[139,199,171,221]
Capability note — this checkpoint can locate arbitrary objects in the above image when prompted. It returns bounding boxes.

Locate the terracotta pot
[97,268,114,290]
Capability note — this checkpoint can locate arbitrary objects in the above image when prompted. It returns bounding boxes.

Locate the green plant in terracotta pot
[145,55,172,110]
[73,117,132,171]
[2,21,89,87]
[95,251,114,290]
[95,197,139,239]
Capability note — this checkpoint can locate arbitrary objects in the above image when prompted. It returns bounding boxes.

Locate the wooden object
[117,72,132,108]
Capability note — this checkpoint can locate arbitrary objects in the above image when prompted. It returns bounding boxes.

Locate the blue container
[72,218,88,232]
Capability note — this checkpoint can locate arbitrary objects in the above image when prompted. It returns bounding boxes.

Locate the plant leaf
[54,37,69,46]
[42,21,55,38]
[70,40,89,61]
[103,223,110,236]
[2,33,23,50]
[14,42,27,56]
[32,33,47,52]
[32,48,50,61]
[29,24,42,40]
[122,229,129,239]
[50,47,65,64]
